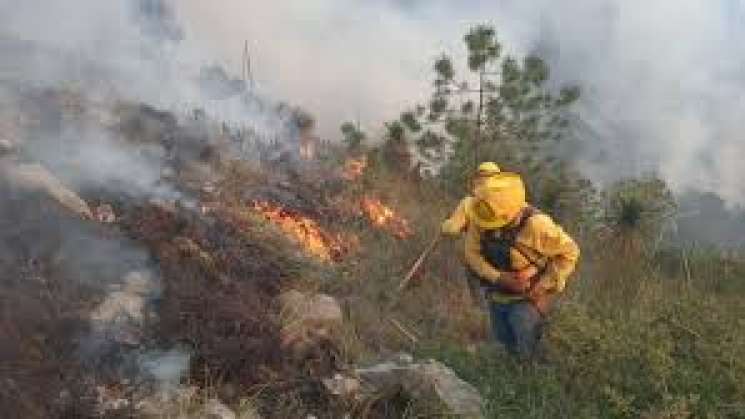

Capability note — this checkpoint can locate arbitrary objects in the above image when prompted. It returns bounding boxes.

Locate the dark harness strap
[479,207,548,294]
[480,206,539,271]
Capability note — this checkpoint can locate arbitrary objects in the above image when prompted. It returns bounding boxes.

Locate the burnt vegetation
[1,23,745,419]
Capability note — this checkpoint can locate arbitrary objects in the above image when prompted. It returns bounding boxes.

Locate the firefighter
[464,172,579,358]
[440,161,502,306]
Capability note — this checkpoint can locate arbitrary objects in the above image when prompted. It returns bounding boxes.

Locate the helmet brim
[466,200,510,229]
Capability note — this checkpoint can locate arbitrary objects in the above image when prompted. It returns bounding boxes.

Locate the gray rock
[401,360,484,418]
[322,373,361,398]
[355,356,484,418]
[355,361,410,390]
[0,138,15,155]
[200,398,236,419]
[393,352,414,365]
[94,203,116,223]
[90,270,159,346]
[1,162,92,219]
[279,290,343,353]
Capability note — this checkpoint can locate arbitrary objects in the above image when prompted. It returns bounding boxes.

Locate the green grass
[415,286,745,418]
[332,162,745,418]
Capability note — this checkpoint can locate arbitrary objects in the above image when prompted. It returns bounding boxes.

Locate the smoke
[0,0,289,395]
[31,117,182,201]
[9,0,740,208]
[176,0,745,208]
[510,0,745,208]
[0,0,312,204]
[177,0,457,139]
[0,0,293,140]
[137,348,192,390]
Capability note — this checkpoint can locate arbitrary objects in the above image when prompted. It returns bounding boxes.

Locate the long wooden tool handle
[398,234,442,292]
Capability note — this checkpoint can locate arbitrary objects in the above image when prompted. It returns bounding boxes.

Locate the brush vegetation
[2,23,745,419]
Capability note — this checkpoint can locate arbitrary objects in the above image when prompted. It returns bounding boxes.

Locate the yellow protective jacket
[464,209,580,299]
[441,196,473,235]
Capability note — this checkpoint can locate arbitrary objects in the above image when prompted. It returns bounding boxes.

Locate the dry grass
[0,192,106,418]
[2,85,744,418]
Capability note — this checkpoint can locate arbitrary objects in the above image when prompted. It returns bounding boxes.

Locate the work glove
[527,278,557,316]
[493,266,539,294]
[515,266,539,282]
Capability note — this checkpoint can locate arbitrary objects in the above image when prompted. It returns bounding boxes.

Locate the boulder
[279,290,343,353]
[0,138,15,155]
[1,162,92,219]
[401,360,484,418]
[199,398,236,419]
[136,385,196,409]
[354,355,484,418]
[94,203,116,223]
[90,290,147,324]
[89,270,158,345]
[322,373,361,398]
[135,386,236,419]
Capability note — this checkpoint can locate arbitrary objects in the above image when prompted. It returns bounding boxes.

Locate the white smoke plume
[176,0,745,208]
[0,0,310,205]
[138,348,192,390]
[0,0,286,393]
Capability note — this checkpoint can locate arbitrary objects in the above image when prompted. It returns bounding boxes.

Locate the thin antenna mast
[242,40,254,89]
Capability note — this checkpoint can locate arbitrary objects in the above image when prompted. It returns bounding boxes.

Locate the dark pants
[488,300,544,358]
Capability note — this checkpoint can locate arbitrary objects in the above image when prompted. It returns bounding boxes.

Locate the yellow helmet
[476,161,501,177]
[467,172,527,229]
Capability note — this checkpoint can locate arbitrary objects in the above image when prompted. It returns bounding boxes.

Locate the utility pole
[242,40,254,89]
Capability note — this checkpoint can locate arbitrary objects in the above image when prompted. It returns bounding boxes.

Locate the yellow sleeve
[441,197,471,236]
[519,214,580,293]
[464,223,502,283]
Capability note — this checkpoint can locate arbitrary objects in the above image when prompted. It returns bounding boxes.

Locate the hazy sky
[1,0,744,206]
[178,1,496,138]
[178,1,745,205]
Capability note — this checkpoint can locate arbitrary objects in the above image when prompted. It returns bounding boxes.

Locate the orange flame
[251,201,344,262]
[360,197,412,239]
[342,156,367,181]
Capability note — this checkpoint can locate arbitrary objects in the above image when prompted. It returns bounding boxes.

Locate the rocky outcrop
[324,354,484,418]
[94,203,116,223]
[1,161,93,219]
[133,388,253,419]
[199,398,237,419]
[0,138,15,154]
[279,290,343,355]
[90,270,159,346]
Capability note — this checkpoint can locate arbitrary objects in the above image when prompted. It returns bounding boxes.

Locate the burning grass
[249,200,349,262]
[6,80,745,418]
[122,203,287,389]
[359,197,413,239]
[120,199,349,417]
[341,156,367,181]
